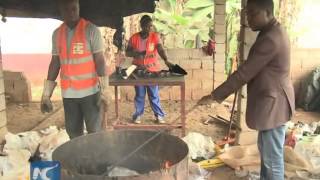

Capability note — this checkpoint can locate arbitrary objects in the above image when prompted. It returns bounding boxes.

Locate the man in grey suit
[198,0,295,179]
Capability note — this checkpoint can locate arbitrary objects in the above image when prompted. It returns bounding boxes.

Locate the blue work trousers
[133,86,165,119]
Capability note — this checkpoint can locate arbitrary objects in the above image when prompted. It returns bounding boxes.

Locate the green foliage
[152,0,213,48]
[152,0,305,72]
[153,0,241,73]
[184,0,213,9]
[225,0,241,75]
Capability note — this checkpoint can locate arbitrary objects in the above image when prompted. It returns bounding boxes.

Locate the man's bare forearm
[93,52,106,76]
[157,44,168,62]
[47,56,60,81]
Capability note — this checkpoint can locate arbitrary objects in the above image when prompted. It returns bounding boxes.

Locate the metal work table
[108,72,186,136]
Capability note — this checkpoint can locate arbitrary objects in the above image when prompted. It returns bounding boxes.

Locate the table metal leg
[181,84,186,136]
[100,101,106,129]
[115,86,119,121]
[103,101,108,129]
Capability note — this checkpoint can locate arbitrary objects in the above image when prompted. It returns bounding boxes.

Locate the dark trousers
[63,93,101,139]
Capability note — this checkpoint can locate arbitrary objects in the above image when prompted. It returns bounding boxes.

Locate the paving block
[159,86,170,100]
[215,24,226,34]
[215,14,226,25]
[201,79,214,90]
[0,126,7,143]
[0,68,3,79]
[215,72,227,82]
[215,4,226,15]
[170,86,191,100]
[0,77,4,94]
[189,49,208,59]
[214,52,226,63]
[186,79,202,90]
[166,49,192,61]
[192,69,213,80]
[215,43,226,54]
[0,110,6,128]
[215,0,226,5]
[3,71,25,81]
[179,60,202,70]
[201,60,214,70]
[0,93,5,111]
[214,34,225,44]
[214,62,225,72]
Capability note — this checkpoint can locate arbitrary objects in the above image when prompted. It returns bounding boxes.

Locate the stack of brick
[0,49,7,142]
[213,0,227,88]
[167,49,214,100]
[119,49,214,101]
[3,71,32,103]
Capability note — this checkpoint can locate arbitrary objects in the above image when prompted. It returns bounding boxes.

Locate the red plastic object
[285,130,297,148]
[202,39,216,56]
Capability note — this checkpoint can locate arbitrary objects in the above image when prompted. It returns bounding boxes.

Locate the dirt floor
[7,99,319,136]
[6,100,232,138]
[5,100,320,179]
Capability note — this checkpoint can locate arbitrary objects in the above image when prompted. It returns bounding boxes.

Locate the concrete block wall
[120,49,214,101]
[3,71,32,103]
[0,47,7,142]
[213,0,227,88]
[236,0,258,145]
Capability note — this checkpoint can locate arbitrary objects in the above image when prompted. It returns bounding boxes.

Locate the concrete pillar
[236,0,258,145]
[213,0,227,89]
[0,44,8,142]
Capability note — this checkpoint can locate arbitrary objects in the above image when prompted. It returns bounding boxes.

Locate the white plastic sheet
[294,135,320,170]
[182,132,215,160]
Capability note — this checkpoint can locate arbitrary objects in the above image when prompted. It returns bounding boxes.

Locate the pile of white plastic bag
[0,126,69,179]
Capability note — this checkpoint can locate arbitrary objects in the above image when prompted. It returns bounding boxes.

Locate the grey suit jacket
[212,20,295,130]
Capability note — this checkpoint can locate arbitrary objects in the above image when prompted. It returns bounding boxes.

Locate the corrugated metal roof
[0,0,158,27]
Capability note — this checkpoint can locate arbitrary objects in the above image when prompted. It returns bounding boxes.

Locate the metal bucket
[52,130,189,180]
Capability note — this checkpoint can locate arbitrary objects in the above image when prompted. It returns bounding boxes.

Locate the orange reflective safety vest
[56,18,98,91]
[131,32,161,72]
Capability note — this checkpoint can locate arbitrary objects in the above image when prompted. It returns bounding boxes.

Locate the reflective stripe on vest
[131,32,160,72]
[57,18,98,90]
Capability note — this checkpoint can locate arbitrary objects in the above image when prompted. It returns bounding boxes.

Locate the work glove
[40,80,57,113]
[97,76,112,108]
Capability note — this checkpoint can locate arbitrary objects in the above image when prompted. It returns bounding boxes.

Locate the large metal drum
[52,130,189,180]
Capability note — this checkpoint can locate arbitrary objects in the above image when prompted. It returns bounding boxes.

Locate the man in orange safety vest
[126,15,174,124]
[40,0,110,139]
